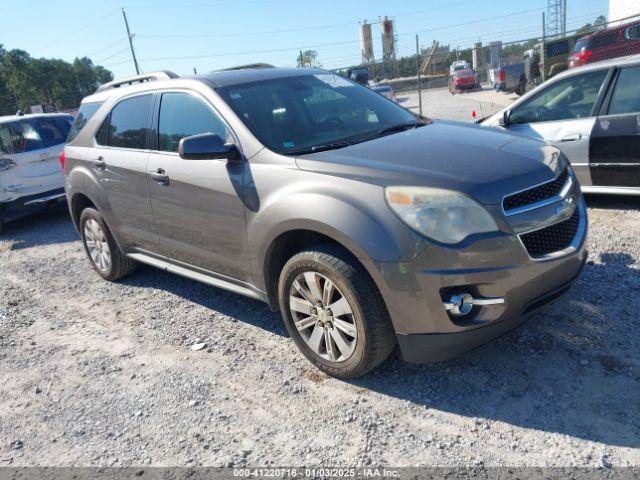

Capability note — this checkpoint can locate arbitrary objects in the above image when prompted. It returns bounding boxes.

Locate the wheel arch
[258,222,388,314]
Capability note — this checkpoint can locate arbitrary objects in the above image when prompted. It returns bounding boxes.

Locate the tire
[79,208,137,281]
[278,244,396,379]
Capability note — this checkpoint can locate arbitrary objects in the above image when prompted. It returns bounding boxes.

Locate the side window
[104,94,153,149]
[96,114,110,146]
[510,70,608,124]
[158,92,229,153]
[607,67,640,115]
[626,24,640,39]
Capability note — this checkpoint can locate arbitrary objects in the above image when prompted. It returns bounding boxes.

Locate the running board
[127,252,267,302]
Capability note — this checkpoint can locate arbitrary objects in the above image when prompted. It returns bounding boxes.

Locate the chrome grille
[503,168,570,214]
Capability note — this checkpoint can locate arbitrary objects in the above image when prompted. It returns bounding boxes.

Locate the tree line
[0,45,113,116]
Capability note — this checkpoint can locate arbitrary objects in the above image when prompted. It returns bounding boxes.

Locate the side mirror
[178,133,240,161]
[498,110,511,126]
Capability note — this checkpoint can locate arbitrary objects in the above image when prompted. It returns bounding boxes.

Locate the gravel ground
[1,90,639,467]
[400,84,515,121]
[1,198,638,468]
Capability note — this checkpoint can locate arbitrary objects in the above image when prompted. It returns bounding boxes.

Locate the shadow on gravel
[353,253,640,448]
[585,194,640,211]
[0,205,76,250]
[121,265,287,337]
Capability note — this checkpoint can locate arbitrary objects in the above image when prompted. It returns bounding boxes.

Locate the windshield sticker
[283,141,296,148]
[230,93,242,99]
[314,74,354,88]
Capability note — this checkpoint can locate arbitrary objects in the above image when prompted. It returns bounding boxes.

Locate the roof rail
[221,63,275,71]
[95,71,179,93]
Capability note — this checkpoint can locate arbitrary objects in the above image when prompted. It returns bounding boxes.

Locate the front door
[147,91,249,281]
[590,65,640,189]
[92,93,158,252]
[505,68,611,187]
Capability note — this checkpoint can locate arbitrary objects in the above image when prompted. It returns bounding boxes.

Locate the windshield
[216,73,417,155]
[454,69,474,77]
[373,86,392,92]
[573,37,590,52]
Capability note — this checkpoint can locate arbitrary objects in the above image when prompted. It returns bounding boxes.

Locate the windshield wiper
[288,120,428,156]
[360,121,427,142]
[288,141,356,155]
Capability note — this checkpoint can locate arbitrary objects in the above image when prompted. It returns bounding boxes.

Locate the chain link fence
[333,11,640,117]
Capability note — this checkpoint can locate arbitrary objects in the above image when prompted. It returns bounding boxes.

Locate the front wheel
[278,245,396,379]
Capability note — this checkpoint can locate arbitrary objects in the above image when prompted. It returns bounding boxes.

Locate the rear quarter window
[626,24,640,39]
[68,102,103,142]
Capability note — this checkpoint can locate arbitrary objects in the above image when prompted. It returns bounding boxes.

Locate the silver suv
[64,68,587,378]
[1,112,73,233]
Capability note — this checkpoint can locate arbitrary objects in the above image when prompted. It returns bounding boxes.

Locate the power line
[32,9,120,54]
[123,0,285,8]
[136,0,477,39]
[95,47,132,64]
[84,38,129,58]
[121,6,546,66]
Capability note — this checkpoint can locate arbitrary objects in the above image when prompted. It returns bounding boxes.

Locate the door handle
[560,133,582,142]
[93,156,106,170]
[150,168,169,185]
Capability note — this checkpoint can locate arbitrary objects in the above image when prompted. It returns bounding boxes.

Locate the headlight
[385,186,499,244]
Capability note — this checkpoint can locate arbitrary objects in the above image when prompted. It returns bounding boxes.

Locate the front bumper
[371,196,588,363]
[396,259,585,362]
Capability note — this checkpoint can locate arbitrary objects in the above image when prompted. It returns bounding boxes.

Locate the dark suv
[64,67,587,378]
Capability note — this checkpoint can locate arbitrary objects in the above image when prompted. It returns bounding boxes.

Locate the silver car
[483,55,640,195]
[64,67,587,378]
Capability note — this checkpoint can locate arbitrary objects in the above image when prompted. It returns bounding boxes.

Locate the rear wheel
[79,208,136,281]
[278,245,396,379]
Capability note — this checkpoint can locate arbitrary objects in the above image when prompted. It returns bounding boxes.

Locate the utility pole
[416,34,422,116]
[122,8,140,75]
[542,12,546,82]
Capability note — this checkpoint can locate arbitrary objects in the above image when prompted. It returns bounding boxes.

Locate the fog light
[444,292,505,316]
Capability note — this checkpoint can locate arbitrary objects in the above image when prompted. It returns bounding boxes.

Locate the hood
[295,120,564,205]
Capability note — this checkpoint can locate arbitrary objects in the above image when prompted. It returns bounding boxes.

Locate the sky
[2,0,610,78]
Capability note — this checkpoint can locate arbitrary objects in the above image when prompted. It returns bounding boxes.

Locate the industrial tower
[546,0,567,38]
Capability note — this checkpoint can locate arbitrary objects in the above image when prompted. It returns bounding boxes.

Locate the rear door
[505,68,611,186]
[0,115,71,197]
[92,94,159,252]
[589,65,640,189]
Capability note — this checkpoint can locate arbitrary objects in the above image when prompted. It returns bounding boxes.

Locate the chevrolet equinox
[63,67,587,378]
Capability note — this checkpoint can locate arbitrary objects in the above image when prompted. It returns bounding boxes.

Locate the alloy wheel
[289,271,358,362]
[83,219,111,273]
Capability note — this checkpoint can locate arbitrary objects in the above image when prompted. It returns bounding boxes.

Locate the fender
[247,186,428,293]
